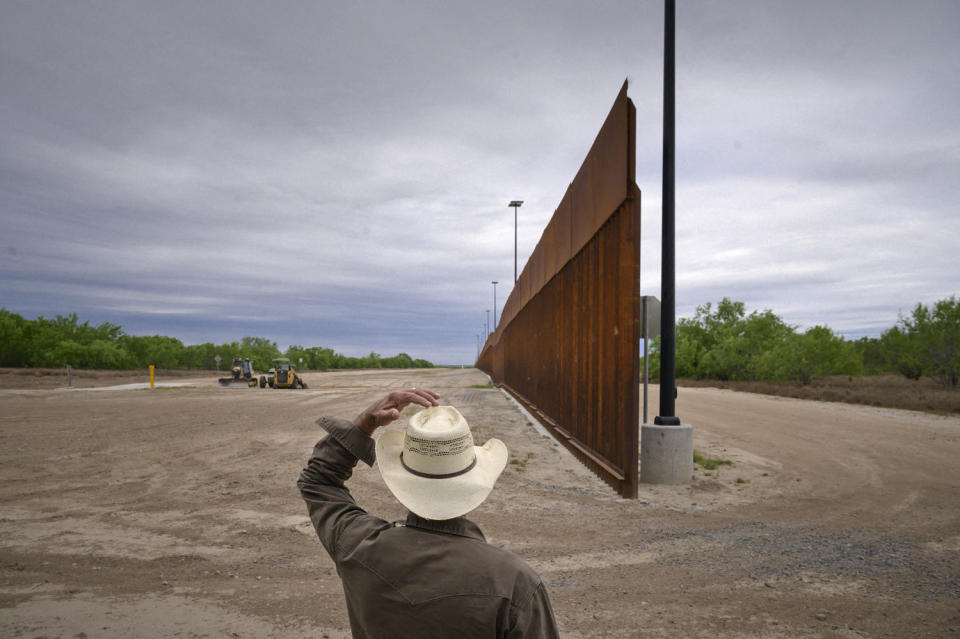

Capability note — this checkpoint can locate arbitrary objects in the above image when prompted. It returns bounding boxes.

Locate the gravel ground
[1,367,958,638]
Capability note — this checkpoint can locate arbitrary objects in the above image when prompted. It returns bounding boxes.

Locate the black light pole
[655,0,680,426]
[509,200,523,283]
[485,310,490,338]
[492,281,499,330]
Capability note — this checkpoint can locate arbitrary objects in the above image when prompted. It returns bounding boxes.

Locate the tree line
[0,309,434,371]
[644,296,959,388]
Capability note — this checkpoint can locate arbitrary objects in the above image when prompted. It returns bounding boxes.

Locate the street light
[492,281,499,330]
[508,200,523,284]
[485,309,490,338]
[656,0,680,427]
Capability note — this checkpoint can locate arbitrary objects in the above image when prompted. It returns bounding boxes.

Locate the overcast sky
[2,1,957,364]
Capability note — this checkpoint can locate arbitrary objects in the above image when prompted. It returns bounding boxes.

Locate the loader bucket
[218,378,253,389]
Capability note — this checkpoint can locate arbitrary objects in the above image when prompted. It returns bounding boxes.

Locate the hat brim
[375,429,508,520]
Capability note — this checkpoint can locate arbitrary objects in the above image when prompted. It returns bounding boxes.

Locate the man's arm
[297,388,441,560]
[297,416,379,559]
[508,581,561,639]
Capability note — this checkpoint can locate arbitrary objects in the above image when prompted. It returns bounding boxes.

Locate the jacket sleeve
[297,416,384,561]
[507,581,561,639]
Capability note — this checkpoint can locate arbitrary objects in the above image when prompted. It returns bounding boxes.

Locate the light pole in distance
[508,200,523,284]
[492,281,499,330]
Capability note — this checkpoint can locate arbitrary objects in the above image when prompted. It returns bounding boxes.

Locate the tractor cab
[274,358,293,385]
[233,358,254,379]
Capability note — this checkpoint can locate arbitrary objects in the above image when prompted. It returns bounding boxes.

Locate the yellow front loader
[218,358,259,388]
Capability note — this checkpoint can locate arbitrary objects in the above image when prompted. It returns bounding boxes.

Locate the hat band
[400,452,477,479]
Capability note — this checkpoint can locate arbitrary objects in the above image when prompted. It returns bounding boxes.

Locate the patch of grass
[508,452,534,471]
[468,382,494,389]
[693,450,733,471]
[735,477,748,484]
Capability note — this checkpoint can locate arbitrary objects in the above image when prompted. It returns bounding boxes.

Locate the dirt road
[1,368,957,637]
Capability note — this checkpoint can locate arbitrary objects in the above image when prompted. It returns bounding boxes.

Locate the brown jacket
[298,416,560,639]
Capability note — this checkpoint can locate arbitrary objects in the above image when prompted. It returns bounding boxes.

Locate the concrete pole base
[640,422,694,484]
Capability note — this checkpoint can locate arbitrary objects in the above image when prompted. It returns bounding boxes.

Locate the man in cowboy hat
[298,387,559,638]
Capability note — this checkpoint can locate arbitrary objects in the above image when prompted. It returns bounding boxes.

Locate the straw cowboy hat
[375,405,508,520]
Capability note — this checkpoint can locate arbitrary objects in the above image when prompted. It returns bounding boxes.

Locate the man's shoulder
[413,525,544,599]
[471,537,541,579]
[404,516,542,586]
[342,521,544,606]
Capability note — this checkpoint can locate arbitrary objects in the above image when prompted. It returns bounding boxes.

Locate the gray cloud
[2,1,958,364]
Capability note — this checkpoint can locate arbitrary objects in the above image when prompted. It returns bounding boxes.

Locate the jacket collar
[403,512,486,542]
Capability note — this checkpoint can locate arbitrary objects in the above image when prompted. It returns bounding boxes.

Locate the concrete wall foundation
[640,423,694,484]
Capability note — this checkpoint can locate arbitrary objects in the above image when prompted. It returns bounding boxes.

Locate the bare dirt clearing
[1,368,958,637]
[0,367,208,390]
[678,374,960,416]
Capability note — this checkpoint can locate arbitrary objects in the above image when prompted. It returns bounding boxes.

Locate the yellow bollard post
[149,364,155,389]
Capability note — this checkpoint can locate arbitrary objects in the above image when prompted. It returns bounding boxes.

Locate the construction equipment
[260,357,308,389]
[218,358,259,388]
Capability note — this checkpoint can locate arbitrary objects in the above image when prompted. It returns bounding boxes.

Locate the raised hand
[353,388,441,435]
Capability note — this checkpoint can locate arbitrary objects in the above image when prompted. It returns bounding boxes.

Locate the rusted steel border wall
[477,82,640,497]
